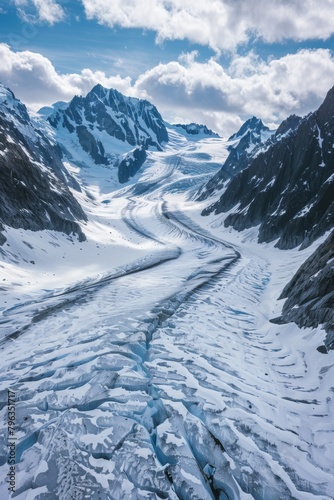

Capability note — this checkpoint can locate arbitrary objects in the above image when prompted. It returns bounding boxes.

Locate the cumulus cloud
[134,49,334,134]
[0,44,135,110]
[13,0,65,25]
[1,44,334,136]
[11,1,334,50]
[80,0,334,51]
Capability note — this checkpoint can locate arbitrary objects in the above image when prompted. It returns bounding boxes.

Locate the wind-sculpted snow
[0,127,333,499]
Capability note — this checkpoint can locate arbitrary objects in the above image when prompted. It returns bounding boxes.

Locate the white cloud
[0,44,135,110]
[134,49,334,134]
[1,44,334,137]
[13,0,65,25]
[10,1,334,52]
[80,0,334,51]
[32,0,65,24]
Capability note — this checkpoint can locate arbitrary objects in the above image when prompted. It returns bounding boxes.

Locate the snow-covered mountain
[228,115,270,142]
[198,116,273,199]
[0,83,87,244]
[172,122,220,138]
[44,84,168,182]
[202,87,334,250]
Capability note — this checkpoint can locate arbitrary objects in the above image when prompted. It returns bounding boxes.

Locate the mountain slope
[0,83,334,499]
[202,87,334,249]
[0,84,87,243]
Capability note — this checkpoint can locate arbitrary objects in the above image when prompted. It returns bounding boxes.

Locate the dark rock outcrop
[0,84,87,242]
[273,231,334,351]
[118,145,147,183]
[202,87,334,249]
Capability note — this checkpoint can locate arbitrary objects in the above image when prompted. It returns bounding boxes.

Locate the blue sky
[1,3,214,75]
[1,0,334,135]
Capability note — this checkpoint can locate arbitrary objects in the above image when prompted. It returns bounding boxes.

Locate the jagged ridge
[173,122,220,137]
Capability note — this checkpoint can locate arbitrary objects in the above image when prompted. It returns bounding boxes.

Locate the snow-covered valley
[0,128,333,499]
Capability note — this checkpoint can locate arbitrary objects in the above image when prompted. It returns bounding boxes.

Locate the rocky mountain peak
[274,114,302,138]
[87,83,108,100]
[228,116,269,141]
[46,85,168,174]
[226,116,273,158]
[0,83,16,107]
[202,88,334,250]
[197,116,273,200]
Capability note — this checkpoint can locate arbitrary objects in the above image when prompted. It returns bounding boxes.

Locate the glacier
[0,126,333,499]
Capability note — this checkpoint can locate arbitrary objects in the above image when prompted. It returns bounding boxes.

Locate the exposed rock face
[173,123,220,137]
[202,87,334,249]
[0,84,87,243]
[227,116,270,142]
[47,84,168,179]
[274,114,302,138]
[118,145,147,183]
[198,117,273,200]
[273,231,334,352]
